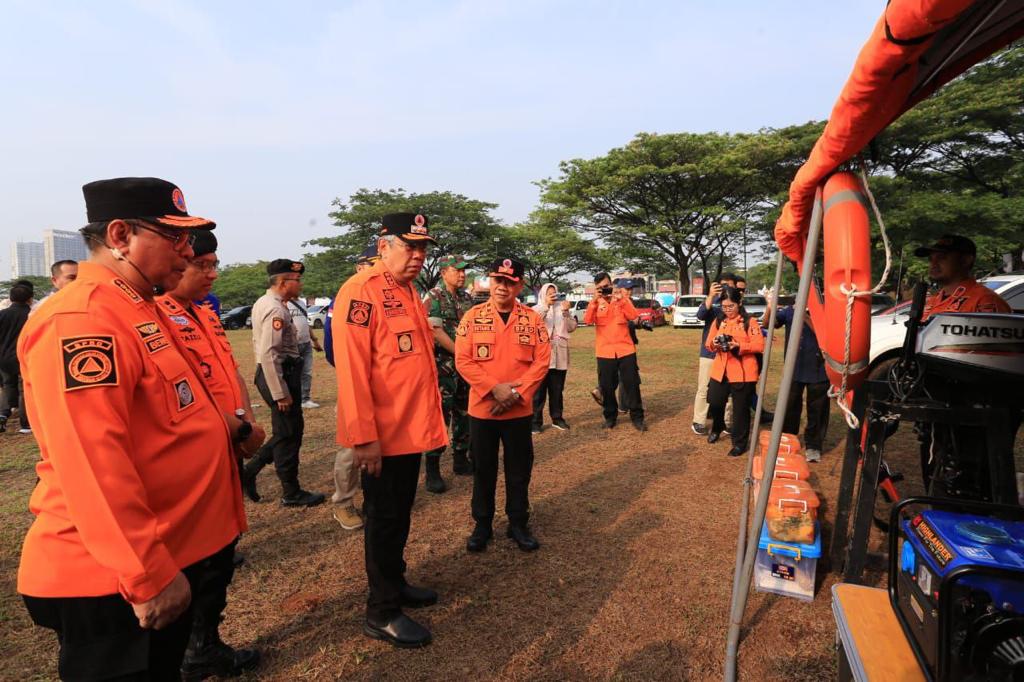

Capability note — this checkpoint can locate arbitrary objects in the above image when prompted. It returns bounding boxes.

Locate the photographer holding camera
[704,286,764,456]
[583,273,647,431]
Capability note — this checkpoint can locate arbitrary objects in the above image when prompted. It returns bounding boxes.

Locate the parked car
[740,294,768,319]
[673,295,706,328]
[867,273,1024,380]
[633,298,667,327]
[221,305,253,330]
[570,299,590,325]
[870,294,896,315]
[308,304,327,329]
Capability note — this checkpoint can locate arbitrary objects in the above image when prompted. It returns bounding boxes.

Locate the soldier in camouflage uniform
[422,255,474,493]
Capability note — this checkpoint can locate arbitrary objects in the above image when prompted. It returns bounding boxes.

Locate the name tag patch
[134,321,170,355]
[62,336,118,391]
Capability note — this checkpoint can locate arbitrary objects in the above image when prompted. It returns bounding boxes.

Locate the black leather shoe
[551,418,570,431]
[400,584,438,608]
[181,632,260,681]
[632,420,648,432]
[507,525,540,552]
[707,431,722,444]
[363,613,432,648]
[727,447,744,457]
[466,525,493,553]
[241,469,260,503]
[452,450,473,476]
[603,419,616,429]
[281,490,326,507]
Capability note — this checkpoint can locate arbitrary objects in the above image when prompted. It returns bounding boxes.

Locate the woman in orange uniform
[705,286,765,456]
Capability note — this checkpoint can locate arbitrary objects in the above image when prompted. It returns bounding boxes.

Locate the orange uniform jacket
[17,262,245,604]
[922,278,1011,321]
[157,295,244,414]
[705,314,765,384]
[332,261,448,455]
[584,296,638,358]
[455,300,552,420]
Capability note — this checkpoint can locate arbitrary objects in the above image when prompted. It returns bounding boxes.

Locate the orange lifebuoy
[798,172,872,396]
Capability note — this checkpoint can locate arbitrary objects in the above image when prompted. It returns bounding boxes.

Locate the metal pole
[724,190,823,681]
[730,250,784,600]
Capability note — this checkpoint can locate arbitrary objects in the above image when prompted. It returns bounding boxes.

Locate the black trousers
[470,415,534,528]
[532,368,567,425]
[597,353,643,422]
[362,453,421,621]
[0,357,28,428]
[708,378,755,452]
[781,380,830,451]
[22,543,234,682]
[187,537,239,638]
[248,360,304,497]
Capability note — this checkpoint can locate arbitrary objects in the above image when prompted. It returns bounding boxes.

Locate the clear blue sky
[1,0,884,276]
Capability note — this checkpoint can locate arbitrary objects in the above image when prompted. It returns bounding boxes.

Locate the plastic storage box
[752,451,810,500]
[758,430,802,456]
[755,522,821,602]
[766,479,820,544]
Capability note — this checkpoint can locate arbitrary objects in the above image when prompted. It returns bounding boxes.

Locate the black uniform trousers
[362,453,421,621]
[597,353,643,423]
[0,357,28,429]
[781,380,830,451]
[532,368,567,425]
[708,378,756,452]
[470,415,534,528]
[187,536,239,641]
[22,542,234,682]
[248,359,303,497]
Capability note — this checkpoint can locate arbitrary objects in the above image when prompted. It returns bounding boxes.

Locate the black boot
[424,456,447,494]
[180,627,260,681]
[452,449,473,476]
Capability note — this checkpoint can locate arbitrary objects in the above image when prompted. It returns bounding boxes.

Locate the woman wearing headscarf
[531,283,577,433]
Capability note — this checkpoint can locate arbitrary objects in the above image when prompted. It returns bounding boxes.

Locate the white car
[673,295,705,328]
[308,304,328,329]
[867,273,1024,378]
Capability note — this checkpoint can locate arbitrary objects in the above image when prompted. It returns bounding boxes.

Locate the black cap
[83,177,215,229]
[356,243,380,264]
[914,234,976,257]
[380,212,436,243]
[191,230,218,258]
[488,257,524,283]
[267,259,304,276]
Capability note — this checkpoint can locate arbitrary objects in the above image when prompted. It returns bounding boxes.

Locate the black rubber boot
[424,456,447,494]
[452,449,473,476]
[180,627,260,681]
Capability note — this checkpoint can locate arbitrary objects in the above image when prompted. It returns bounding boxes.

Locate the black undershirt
[498,310,512,324]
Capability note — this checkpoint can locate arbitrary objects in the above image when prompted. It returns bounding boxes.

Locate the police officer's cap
[83,177,215,229]
[191,230,218,258]
[488,257,524,283]
[438,254,468,270]
[380,212,437,244]
[356,243,380,264]
[267,259,304,276]
[914,234,976,258]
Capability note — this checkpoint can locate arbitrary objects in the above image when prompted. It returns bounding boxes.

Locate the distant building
[10,241,46,278]
[43,229,88,267]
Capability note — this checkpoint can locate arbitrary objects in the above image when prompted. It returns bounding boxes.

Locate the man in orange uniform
[157,229,264,680]
[584,272,647,431]
[17,177,249,681]
[455,257,551,553]
[333,212,448,648]
[916,234,1011,320]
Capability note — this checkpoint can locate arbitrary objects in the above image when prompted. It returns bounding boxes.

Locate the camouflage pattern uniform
[423,284,473,461]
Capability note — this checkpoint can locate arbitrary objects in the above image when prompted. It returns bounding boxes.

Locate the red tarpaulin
[774,0,1024,263]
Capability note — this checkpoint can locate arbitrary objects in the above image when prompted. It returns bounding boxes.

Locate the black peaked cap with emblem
[488,257,525,283]
[83,177,215,229]
[191,229,218,257]
[380,212,437,244]
[913,234,977,257]
[267,259,304,276]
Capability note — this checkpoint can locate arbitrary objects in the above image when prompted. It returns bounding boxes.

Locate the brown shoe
[590,388,603,406]
[333,505,364,530]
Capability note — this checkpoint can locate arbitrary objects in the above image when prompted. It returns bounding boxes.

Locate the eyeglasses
[190,259,220,273]
[132,221,197,249]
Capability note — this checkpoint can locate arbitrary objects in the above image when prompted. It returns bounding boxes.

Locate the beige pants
[333,446,359,505]
[692,356,732,425]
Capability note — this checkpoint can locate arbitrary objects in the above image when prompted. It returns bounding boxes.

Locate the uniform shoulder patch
[538,326,550,343]
[111,278,143,304]
[272,317,284,331]
[62,336,118,391]
[134,321,170,354]
[456,322,467,337]
[346,300,372,327]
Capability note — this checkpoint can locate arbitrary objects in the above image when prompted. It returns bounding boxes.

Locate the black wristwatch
[234,408,253,442]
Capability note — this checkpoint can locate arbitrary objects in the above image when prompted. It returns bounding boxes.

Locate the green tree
[306,188,504,291]
[500,212,616,291]
[1,275,52,296]
[213,262,269,310]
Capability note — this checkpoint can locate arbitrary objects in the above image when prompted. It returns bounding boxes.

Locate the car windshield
[308,305,323,314]
[226,306,247,315]
[742,295,767,306]
[634,300,653,308]
[677,296,703,307]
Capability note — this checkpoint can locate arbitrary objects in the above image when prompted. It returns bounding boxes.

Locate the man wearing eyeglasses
[157,230,264,679]
[16,177,250,680]
[242,260,325,508]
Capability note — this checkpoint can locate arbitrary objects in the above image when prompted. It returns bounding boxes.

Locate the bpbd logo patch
[347,300,372,327]
[62,336,118,391]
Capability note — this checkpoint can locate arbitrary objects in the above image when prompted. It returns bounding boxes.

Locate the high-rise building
[43,229,88,267]
[10,241,46,279]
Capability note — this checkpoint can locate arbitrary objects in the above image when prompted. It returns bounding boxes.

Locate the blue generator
[889,498,1024,681]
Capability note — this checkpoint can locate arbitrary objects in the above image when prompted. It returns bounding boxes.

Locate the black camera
[714,333,733,351]
[638,319,655,332]
[598,285,614,296]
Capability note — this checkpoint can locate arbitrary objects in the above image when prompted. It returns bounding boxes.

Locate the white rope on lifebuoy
[828,161,893,429]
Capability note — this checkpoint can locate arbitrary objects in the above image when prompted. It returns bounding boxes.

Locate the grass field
[0,324,1001,680]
